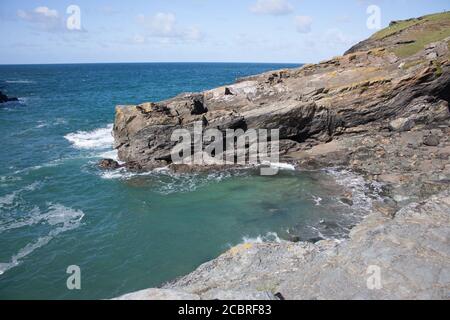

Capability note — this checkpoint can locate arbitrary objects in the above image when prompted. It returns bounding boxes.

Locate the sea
[0,63,381,299]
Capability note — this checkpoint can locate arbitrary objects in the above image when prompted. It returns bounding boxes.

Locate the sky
[0,0,449,64]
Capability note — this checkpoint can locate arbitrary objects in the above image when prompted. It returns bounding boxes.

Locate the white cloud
[147,12,176,37]
[34,6,59,18]
[250,0,294,16]
[137,12,203,43]
[17,6,84,33]
[17,6,61,31]
[295,15,313,33]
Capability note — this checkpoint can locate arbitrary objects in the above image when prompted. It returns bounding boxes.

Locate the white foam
[312,196,323,206]
[5,80,35,84]
[100,168,155,180]
[264,162,296,171]
[0,207,41,232]
[242,232,282,244]
[326,169,384,212]
[35,118,67,129]
[0,203,84,276]
[155,171,236,195]
[65,124,114,150]
[0,182,41,210]
[100,166,174,181]
[12,160,63,176]
[98,150,119,161]
[0,193,17,209]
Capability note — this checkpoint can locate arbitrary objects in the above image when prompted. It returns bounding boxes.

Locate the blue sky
[0,0,448,64]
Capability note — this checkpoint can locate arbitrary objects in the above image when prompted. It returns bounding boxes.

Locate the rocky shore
[112,12,450,300]
[0,91,18,104]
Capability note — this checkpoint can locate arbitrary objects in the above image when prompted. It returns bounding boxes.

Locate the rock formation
[113,12,450,172]
[113,12,450,300]
[0,91,18,104]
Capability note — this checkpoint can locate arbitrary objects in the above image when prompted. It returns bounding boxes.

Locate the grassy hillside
[374,12,450,58]
[347,11,450,58]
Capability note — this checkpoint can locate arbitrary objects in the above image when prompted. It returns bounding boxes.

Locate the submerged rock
[98,159,121,170]
[0,91,18,104]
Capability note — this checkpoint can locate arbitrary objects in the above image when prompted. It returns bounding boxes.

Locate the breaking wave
[100,167,244,195]
[65,124,114,150]
[4,80,35,84]
[242,232,282,244]
[326,168,384,212]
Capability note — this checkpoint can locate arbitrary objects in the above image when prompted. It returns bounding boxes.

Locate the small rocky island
[112,12,450,300]
[0,91,18,104]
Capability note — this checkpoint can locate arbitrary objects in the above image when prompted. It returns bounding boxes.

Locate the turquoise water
[0,63,371,299]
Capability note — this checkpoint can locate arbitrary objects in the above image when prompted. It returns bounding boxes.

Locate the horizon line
[0,61,305,67]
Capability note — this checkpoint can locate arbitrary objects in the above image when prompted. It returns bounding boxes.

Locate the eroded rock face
[389,117,415,132]
[423,134,440,146]
[113,27,450,170]
[98,159,121,170]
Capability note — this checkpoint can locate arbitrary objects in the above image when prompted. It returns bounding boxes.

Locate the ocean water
[0,63,380,299]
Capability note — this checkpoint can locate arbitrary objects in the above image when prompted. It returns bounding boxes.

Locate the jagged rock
[389,118,415,132]
[340,197,354,206]
[200,289,278,300]
[224,87,234,95]
[373,199,398,218]
[0,91,18,104]
[98,159,121,170]
[124,161,144,172]
[113,13,450,171]
[423,134,440,146]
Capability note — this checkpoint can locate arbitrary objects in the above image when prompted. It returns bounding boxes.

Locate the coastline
[114,122,450,300]
[116,153,450,300]
[111,13,450,300]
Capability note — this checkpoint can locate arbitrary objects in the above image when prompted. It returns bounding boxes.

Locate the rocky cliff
[113,12,450,172]
[113,12,450,300]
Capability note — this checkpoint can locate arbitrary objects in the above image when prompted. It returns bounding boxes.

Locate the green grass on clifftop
[372,12,450,58]
[372,18,423,40]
